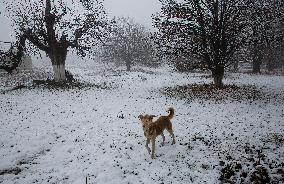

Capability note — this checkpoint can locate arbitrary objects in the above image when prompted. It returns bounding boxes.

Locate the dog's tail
[167,107,175,119]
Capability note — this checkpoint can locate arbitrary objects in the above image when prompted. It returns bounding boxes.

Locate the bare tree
[4,0,108,81]
[101,17,159,71]
[153,0,249,88]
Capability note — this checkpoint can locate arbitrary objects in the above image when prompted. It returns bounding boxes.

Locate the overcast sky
[104,0,161,28]
[0,0,161,45]
[0,1,13,44]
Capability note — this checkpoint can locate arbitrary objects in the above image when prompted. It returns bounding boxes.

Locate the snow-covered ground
[0,65,283,184]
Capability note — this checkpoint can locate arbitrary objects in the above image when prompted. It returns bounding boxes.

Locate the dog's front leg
[171,133,176,145]
[145,138,151,154]
[151,138,156,159]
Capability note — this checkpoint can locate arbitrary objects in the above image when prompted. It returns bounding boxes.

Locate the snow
[0,65,283,184]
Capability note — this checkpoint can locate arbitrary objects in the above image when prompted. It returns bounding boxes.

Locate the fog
[0,0,161,66]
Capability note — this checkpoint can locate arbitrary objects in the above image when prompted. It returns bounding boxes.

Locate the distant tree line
[1,0,283,86]
[246,0,284,73]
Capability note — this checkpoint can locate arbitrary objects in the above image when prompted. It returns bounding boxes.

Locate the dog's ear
[138,115,143,120]
[149,115,156,120]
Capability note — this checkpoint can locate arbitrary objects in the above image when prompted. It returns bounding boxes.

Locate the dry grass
[162,83,280,103]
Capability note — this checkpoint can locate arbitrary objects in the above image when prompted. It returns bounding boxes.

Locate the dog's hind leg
[151,138,156,159]
[167,129,176,145]
[167,125,176,145]
[161,133,165,146]
[145,138,151,154]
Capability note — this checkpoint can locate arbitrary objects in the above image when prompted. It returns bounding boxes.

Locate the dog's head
[138,114,156,129]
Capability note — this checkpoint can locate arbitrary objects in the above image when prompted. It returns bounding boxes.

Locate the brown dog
[138,108,176,159]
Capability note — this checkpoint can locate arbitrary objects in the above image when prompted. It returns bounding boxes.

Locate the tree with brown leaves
[153,0,249,88]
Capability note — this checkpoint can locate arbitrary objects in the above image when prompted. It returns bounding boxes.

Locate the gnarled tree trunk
[52,64,66,81]
[212,65,224,89]
[49,46,67,82]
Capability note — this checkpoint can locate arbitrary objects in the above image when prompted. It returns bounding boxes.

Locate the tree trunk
[49,47,67,82]
[252,44,262,73]
[266,55,274,72]
[212,65,224,89]
[126,60,131,71]
[233,59,239,73]
[52,64,66,81]
[252,60,261,73]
